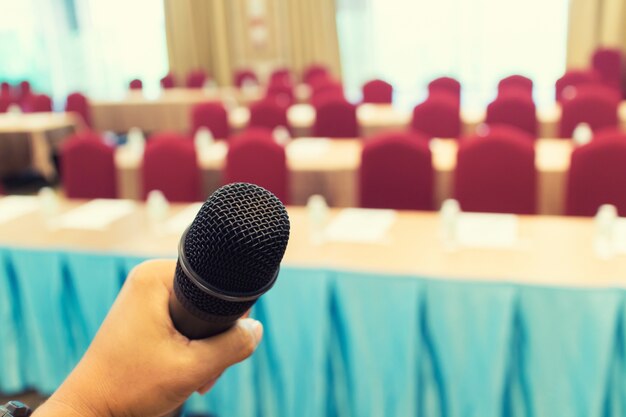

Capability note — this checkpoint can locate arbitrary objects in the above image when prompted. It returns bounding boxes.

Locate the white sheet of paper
[56,199,136,230]
[0,196,39,224]
[165,203,204,234]
[324,208,396,243]
[456,213,519,248]
[287,138,331,159]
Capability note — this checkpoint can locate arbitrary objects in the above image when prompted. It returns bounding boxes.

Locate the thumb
[187,318,263,379]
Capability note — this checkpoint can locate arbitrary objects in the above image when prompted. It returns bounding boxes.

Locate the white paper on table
[613,218,626,254]
[324,208,396,244]
[287,138,331,159]
[56,199,136,230]
[165,203,204,234]
[0,196,40,224]
[456,213,519,248]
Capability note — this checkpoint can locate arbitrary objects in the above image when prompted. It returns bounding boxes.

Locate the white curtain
[0,0,169,105]
[337,0,570,109]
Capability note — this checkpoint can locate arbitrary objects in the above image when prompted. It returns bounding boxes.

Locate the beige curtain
[567,0,626,67]
[163,0,233,85]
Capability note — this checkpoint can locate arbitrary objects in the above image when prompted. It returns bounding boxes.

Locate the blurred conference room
[1,0,626,415]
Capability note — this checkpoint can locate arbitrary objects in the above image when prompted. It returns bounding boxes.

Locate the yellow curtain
[163,0,233,85]
[567,0,626,68]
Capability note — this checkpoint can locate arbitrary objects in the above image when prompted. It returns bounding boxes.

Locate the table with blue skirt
[1,203,626,417]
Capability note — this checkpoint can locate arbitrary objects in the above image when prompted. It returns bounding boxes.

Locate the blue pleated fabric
[1,246,626,417]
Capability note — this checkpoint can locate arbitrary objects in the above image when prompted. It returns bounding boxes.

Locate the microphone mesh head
[175,183,290,319]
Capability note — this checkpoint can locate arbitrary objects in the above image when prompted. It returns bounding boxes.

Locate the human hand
[34,259,263,417]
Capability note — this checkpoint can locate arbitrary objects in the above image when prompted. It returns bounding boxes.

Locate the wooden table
[0,198,622,288]
[115,137,573,215]
[0,112,77,179]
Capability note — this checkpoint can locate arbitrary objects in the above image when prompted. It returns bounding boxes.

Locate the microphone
[169,182,291,339]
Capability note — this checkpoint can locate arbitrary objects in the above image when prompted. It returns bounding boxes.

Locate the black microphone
[169,182,291,339]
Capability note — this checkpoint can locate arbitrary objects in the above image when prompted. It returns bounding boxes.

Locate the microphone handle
[168,291,236,339]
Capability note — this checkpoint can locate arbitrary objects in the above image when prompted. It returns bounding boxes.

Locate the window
[336,0,569,109]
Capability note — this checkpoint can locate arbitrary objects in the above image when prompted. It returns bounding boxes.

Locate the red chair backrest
[485,95,537,137]
[249,99,290,132]
[303,64,329,85]
[142,136,200,202]
[0,96,10,113]
[313,98,359,138]
[362,79,393,104]
[558,86,620,138]
[474,124,535,143]
[270,68,293,85]
[411,95,460,138]
[592,48,623,93]
[160,73,176,89]
[1,82,10,97]
[497,75,533,97]
[190,102,230,138]
[19,81,31,99]
[428,77,461,99]
[555,70,601,101]
[61,132,117,199]
[186,69,207,88]
[65,92,92,128]
[454,134,536,214]
[265,82,294,107]
[225,134,289,203]
[310,81,344,106]
[566,139,626,216]
[234,69,258,88]
[26,94,53,113]
[129,79,143,90]
[592,126,626,142]
[359,131,433,210]
[230,127,275,142]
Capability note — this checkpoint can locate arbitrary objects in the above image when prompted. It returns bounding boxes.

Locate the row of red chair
[59,126,626,216]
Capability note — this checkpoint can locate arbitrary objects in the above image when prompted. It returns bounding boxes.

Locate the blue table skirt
[1,246,625,417]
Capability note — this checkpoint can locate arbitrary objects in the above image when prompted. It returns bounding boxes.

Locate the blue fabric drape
[0,246,625,417]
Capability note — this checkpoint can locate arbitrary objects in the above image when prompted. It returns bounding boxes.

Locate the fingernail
[240,318,263,347]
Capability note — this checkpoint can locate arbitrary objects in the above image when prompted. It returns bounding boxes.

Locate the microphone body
[167,183,290,340]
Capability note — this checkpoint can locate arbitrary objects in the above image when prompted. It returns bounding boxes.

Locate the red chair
[186,69,207,88]
[411,95,460,138]
[25,94,52,112]
[0,96,10,113]
[65,92,92,128]
[359,131,433,210]
[593,126,626,142]
[18,81,31,99]
[234,69,258,88]
[313,98,359,138]
[428,77,461,98]
[1,82,10,97]
[497,75,533,97]
[303,64,329,84]
[310,81,344,106]
[190,102,230,138]
[362,79,393,104]
[225,133,289,203]
[474,124,535,143]
[128,79,142,90]
[266,82,295,106]
[558,86,620,138]
[270,68,293,85]
[142,136,200,202]
[454,133,536,214]
[61,132,117,199]
[592,48,623,93]
[566,139,626,216]
[160,73,176,89]
[555,70,600,101]
[485,94,537,137]
[230,127,275,143]
[248,99,290,132]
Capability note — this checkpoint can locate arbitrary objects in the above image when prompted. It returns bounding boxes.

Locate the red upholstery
[234,69,258,88]
[129,79,143,90]
[19,81,31,99]
[428,77,461,99]
[186,69,208,89]
[558,86,620,138]
[454,134,536,214]
[411,94,460,138]
[359,131,433,210]
[266,82,294,106]
[230,127,274,142]
[160,73,176,89]
[270,68,293,85]
[225,133,289,203]
[555,70,601,101]
[485,95,537,137]
[248,99,290,132]
[61,132,117,199]
[362,79,393,104]
[566,139,626,216]
[65,92,92,128]
[474,124,535,143]
[313,98,359,138]
[190,102,230,138]
[311,81,344,106]
[1,82,10,97]
[142,136,200,202]
[593,126,626,142]
[25,94,52,113]
[0,96,10,113]
[497,75,533,97]
[303,64,329,85]
[592,48,623,93]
